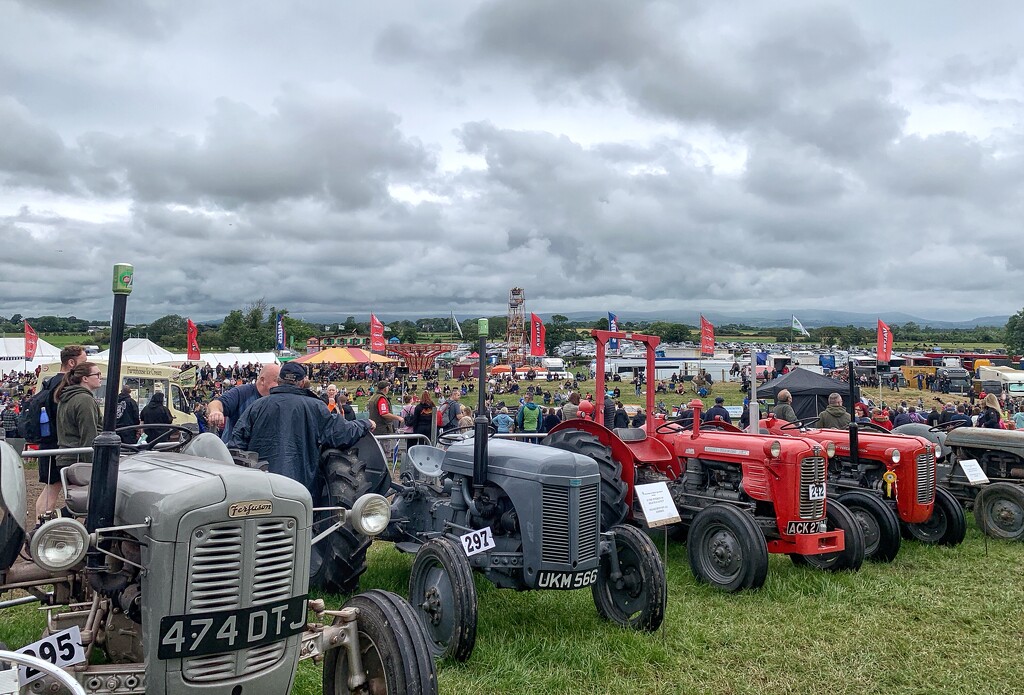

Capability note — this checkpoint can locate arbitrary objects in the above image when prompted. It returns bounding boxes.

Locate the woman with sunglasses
[53,361,103,473]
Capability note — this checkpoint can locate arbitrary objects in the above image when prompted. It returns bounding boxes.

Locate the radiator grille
[800,456,827,520]
[577,484,599,565]
[183,518,296,682]
[916,451,936,504]
[542,486,570,564]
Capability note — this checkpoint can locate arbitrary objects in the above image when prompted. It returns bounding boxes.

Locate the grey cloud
[0,98,79,192]
[12,0,183,40]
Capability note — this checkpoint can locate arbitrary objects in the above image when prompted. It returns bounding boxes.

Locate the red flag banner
[530,313,545,356]
[24,321,38,360]
[876,319,893,364]
[700,315,715,356]
[186,319,201,361]
[370,314,386,352]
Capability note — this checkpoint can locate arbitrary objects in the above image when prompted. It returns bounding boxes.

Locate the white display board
[634,482,681,528]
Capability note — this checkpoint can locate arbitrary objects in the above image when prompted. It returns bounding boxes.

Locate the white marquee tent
[0,337,62,376]
[95,338,176,365]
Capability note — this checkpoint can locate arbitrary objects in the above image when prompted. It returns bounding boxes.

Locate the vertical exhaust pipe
[473,319,489,492]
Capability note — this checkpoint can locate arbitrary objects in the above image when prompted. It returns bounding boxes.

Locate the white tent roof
[169,352,279,367]
[0,337,62,376]
[95,338,176,364]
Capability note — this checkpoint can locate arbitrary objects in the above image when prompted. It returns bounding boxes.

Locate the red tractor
[760,416,966,562]
[545,330,864,592]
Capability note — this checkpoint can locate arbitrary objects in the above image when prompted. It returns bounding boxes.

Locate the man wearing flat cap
[703,396,732,424]
[229,361,375,503]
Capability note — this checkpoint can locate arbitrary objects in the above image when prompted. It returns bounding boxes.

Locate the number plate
[786,520,824,535]
[459,527,495,557]
[17,626,87,687]
[807,483,826,501]
[536,569,599,590]
[158,595,308,660]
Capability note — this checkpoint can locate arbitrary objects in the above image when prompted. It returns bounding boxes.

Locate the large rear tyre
[544,430,628,530]
[687,504,768,592]
[904,486,967,546]
[310,448,388,595]
[323,589,438,695]
[408,537,478,662]
[972,482,1024,541]
[838,490,901,562]
[791,500,865,572]
[592,524,666,631]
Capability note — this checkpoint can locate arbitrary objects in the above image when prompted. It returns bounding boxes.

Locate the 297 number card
[459,527,495,556]
[16,626,87,687]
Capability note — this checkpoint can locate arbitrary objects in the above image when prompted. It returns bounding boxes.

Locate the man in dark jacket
[818,393,852,429]
[603,391,616,427]
[115,386,141,444]
[703,397,732,424]
[228,362,375,504]
[612,402,631,429]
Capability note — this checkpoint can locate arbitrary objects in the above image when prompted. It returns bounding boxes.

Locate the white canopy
[95,338,176,365]
[0,337,62,376]
[169,352,280,368]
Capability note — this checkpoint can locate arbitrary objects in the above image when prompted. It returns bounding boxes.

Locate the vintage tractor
[0,265,437,695]
[345,322,666,662]
[760,416,965,561]
[895,421,1024,541]
[546,331,864,593]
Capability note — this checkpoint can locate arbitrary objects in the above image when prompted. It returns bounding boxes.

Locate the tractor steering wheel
[437,424,497,447]
[855,421,894,434]
[116,424,196,453]
[655,418,692,434]
[929,419,969,433]
[778,417,821,431]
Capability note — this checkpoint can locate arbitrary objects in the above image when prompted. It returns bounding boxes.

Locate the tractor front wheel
[903,486,967,546]
[838,490,901,562]
[790,500,865,572]
[323,589,438,695]
[687,504,768,592]
[592,524,666,631]
[973,482,1024,541]
[544,430,629,530]
[408,537,478,662]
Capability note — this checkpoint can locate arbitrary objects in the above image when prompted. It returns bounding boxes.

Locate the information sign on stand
[634,482,681,528]
[957,459,990,486]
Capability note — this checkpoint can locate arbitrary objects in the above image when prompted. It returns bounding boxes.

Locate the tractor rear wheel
[544,430,629,530]
[309,448,388,595]
[323,589,438,695]
[838,490,901,562]
[408,536,478,662]
[903,486,967,546]
[592,524,666,631]
[973,482,1024,541]
[791,500,865,572]
[687,504,768,592]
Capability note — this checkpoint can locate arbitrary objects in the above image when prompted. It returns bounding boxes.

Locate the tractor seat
[63,463,93,516]
[614,428,647,442]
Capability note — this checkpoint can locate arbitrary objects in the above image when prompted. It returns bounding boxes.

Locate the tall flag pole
[275,313,286,351]
[186,319,201,361]
[370,313,386,352]
[23,321,38,360]
[451,310,464,339]
[530,313,546,356]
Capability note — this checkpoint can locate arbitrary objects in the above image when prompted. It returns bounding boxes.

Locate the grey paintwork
[0,441,27,533]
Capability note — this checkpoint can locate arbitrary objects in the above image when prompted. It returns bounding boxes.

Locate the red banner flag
[186,319,201,361]
[370,314,386,352]
[700,315,715,356]
[24,321,38,360]
[876,319,893,364]
[530,313,546,356]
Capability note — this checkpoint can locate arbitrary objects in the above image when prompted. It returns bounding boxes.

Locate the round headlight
[770,440,782,458]
[889,448,901,464]
[350,494,391,536]
[825,441,836,458]
[30,518,89,572]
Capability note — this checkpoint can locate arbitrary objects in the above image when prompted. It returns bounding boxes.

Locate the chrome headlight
[350,494,391,536]
[30,518,89,572]
[888,448,901,464]
[769,440,782,458]
[825,441,836,458]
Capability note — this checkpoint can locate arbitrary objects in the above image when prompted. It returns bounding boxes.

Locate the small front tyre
[592,524,666,631]
[838,490,901,562]
[322,589,438,695]
[687,504,768,592]
[973,482,1024,541]
[903,486,967,546]
[791,500,865,572]
[408,537,478,662]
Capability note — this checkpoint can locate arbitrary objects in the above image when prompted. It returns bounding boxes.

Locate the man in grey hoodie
[817,392,852,429]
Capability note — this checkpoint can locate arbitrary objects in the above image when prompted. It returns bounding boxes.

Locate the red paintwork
[553,330,845,554]
[760,416,935,523]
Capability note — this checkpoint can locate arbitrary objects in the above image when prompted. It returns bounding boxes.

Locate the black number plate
[158,595,308,659]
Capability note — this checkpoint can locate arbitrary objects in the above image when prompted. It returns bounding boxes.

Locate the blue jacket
[228,384,372,503]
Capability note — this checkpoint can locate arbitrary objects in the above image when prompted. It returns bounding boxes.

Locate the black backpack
[17,382,56,444]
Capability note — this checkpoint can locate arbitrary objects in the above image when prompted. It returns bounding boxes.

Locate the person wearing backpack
[439,391,462,434]
[27,345,86,520]
[515,393,543,442]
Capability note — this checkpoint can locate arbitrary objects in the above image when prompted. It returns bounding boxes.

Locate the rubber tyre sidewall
[903,485,967,546]
[973,483,1024,541]
[838,490,901,562]
[592,524,667,631]
[408,536,479,662]
[686,504,769,592]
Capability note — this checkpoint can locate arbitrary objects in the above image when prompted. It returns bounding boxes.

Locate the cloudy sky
[1,0,1022,324]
